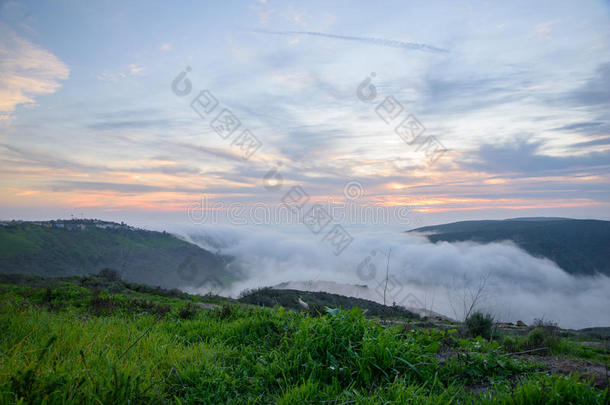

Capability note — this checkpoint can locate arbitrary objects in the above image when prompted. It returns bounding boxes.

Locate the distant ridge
[503,217,570,221]
[410,218,610,276]
[0,219,238,289]
[238,287,423,319]
[270,280,451,319]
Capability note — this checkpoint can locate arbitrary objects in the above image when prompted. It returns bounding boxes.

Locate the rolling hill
[238,287,421,318]
[410,218,610,276]
[0,219,238,289]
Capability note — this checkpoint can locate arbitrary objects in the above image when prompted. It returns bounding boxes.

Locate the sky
[1,0,610,228]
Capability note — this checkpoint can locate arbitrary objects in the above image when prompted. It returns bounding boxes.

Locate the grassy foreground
[0,274,608,404]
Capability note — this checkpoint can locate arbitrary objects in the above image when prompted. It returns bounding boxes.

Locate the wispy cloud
[553,121,607,133]
[569,62,610,107]
[88,118,174,131]
[50,180,204,194]
[571,136,610,148]
[249,28,449,54]
[96,72,126,82]
[530,20,560,40]
[96,63,146,82]
[0,24,69,120]
[465,138,610,175]
[127,63,145,76]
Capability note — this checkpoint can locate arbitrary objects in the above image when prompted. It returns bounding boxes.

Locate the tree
[448,272,491,321]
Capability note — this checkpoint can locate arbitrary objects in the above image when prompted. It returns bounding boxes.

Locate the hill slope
[238,287,421,318]
[0,273,608,403]
[0,220,237,289]
[410,218,610,276]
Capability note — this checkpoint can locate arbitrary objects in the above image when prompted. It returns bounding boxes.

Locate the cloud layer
[177,225,610,329]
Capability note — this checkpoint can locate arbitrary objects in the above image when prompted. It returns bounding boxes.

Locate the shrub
[527,327,546,347]
[216,304,236,320]
[98,268,121,281]
[89,292,170,317]
[81,269,124,292]
[178,302,198,320]
[533,317,557,329]
[526,326,559,354]
[131,299,171,317]
[465,312,493,340]
[503,335,517,352]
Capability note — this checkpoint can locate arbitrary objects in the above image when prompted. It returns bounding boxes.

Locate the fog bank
[171,224,610,329]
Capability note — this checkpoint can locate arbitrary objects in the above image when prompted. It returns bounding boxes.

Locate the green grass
[501,327,610,364]
[0,277,608,404]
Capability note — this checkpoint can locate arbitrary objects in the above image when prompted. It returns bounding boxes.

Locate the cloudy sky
[1,0,609,227]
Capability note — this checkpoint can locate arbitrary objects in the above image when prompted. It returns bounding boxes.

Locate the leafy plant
[465,312,494,339]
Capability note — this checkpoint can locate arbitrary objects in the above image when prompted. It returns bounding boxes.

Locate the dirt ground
[195,302,221,310]
[519,354,609,388]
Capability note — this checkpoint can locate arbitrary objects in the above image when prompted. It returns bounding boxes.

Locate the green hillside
[0,220,236,290]
[0,273,608,404]
[239,287,421,318]
[411,218,610,276]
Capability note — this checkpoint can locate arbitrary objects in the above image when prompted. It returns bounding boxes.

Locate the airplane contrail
[249,28,449,54]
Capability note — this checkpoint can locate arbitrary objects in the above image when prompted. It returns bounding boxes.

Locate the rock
[516,320,527,327]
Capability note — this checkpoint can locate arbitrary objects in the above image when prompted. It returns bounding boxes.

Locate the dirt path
[195,302,221,310]
[520,354,609,388]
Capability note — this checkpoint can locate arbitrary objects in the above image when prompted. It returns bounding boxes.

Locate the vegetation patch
[0,273,608,404]
[238,287,421,319]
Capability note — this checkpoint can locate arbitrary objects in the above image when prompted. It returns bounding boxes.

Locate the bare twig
[464,273,490,320]
[383,248,392,307]
[490,321,500,342]
[448,272,491,321]
[166,364,184,386]
[119,315,163,359]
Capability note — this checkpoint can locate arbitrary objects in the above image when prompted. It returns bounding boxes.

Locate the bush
[97,268,121,281]
[527,327,547,347]
[465,312,493,340]
[81,269,124,292]
[216,304,237,320]
[526,326,559,354]
[89,291,170,317]
[533,317,557,329]
[178,302,198,320]
[503,335,517,352]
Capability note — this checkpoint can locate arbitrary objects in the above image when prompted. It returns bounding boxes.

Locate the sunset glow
[1,1,609,226]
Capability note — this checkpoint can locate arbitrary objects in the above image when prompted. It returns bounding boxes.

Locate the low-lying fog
[169,224,610,329]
